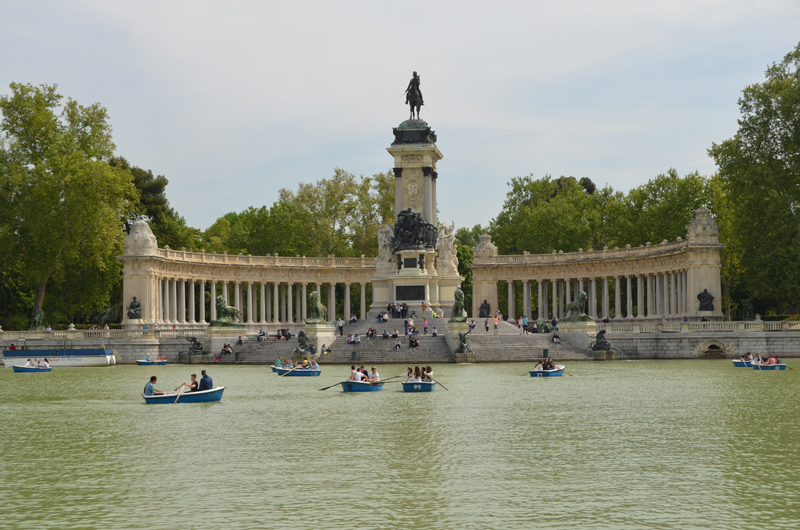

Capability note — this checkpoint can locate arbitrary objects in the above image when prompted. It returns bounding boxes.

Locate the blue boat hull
[732,360,753,367]
[136,360,166,365]
[402,381,435,392]
[530,369,563,377]
[275,367,321,376]
[753,364,786,371]
[12,365,52,372]
[341,381,384,392]
[143,386,225,404]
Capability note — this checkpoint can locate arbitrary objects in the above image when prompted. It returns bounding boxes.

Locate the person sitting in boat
[302,357,309,369]
[198,370,213,391]
[404,367,413,381]
[423,366,433,381]
[146,355,151,361]
[144,376,165,396]
[351,367,366,382]
[24,359,32,367]
[310,360,320,371]
[767,355,777,366]
[533,361,543,371]
[409,366,423,382]
[183,374,199,392]
[274,358,282,367]
[43,358,50,368]
[368,367,380,382]
[349,365,358,381]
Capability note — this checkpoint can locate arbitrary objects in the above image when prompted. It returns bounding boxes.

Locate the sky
[2,0,799,232]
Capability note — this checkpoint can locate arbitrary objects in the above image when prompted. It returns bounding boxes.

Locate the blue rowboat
[732,360,753,367]
[402,381,435,392]
[136,360,166,365]
[752,364,786,371]
[143,386,225,404]
[530,367,564,377]
[341,381,384,392]
[12,365,52,373]
[274,367,321,377]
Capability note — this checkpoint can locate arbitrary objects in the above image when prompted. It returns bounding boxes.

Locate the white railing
[478,239,687,266]
[156,248,375,268]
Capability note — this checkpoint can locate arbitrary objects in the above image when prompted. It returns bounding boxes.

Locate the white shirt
[24,360,31,367]
[370,371,380,381]
[353,371,365,382]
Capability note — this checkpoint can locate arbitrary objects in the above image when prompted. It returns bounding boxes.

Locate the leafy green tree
[0,83,136,322]
[709,43,800,311]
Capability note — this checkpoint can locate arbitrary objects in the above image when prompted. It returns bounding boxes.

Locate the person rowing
[422,366,433,382]
[404,367,413,382]
[368,367,380,383]
[182,374,199,392]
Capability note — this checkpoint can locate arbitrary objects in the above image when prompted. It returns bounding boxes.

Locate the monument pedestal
[203,325,246,359]
[303,321,336,357]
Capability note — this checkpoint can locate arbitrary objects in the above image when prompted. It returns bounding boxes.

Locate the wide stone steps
[215,337,298,364]
[468,334,593,362]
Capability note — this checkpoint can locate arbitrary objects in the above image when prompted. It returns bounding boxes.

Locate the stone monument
[371,73,463,317]
[303,291,335,356]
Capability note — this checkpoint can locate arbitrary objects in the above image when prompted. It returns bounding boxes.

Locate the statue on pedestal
[127,297,142,319]
[478,300,491,318]
[436,223,459,273]
[565,292,591,322]
[449,288,468,322]
[394,208,438,251]
[29,309,45,331]
[454,327,473,354]
[209,295,242,326]
[697,289,715,312]
[591,329,611,351]
[304,291,328,324]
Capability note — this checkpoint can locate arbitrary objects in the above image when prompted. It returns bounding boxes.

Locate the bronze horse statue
[405,71,423,120]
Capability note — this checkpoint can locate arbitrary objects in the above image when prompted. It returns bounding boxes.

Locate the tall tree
[709,43,800,310]
[0,83,135,321]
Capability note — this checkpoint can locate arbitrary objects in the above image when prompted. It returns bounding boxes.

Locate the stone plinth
[303,321,337,355]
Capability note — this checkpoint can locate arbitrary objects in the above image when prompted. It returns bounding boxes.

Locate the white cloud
[1,0,799,230]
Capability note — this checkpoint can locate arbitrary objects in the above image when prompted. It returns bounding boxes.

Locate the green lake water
[1,360,798,529]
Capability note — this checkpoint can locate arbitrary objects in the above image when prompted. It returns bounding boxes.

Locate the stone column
[233,282,240,322]
[423,170,433,222]
[168,279,177,323]
[221,282,228,305]
[188,280,195,324]
[670,272,677,316]
[198,280,206,324]
[302,284,308,320]
[360,283,366,320]
[344,284,351,322]
[565,279,571,305]
[393,168,403,218]
[590,278,598,319]
[662,274,669,316]
[286,283,293,323]
[578,279,584,295]
[558,281,564,318]
[295,284,302,323]
[636,276,644,318]
[246,282,254,323]
[677,272,683,314]
[259,283,266,323]
[646,275,654,317]
[265,283,272,322]
[273,283,280,323]
[626,276,633,319]
[327,283,336,322]
[176,280,185,324]
[280,284,286,323]
[508,281,515,320]
[210,281,217,321]
[316,283,321,295]
[523,281,531,320]
[602,278,609,320]
[157,279,163,322]
[538,281,546,320]
[614,277,622,319]
[552,281,558,321]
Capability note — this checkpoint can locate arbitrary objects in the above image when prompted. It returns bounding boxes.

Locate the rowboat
[273,367,321,377]
[752,364,786,371]
[732,360,753,367]
[341,381,384,392]
[136,360,166,366]
[402,381,435,392]
[3,349,115,367]
[12,365,52,373]
[143,386,225,404]
[530,365,565,377]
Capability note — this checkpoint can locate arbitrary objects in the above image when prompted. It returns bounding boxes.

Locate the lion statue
[305,291,328,324]
[291,330,318,361]
[214,295,241,323]
[564,291,589,322]
[449,288,468,323]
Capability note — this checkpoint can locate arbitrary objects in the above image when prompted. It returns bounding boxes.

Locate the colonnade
[153,279,368,326]
[503,271,691,321]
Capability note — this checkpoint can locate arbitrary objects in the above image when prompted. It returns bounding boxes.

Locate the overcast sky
[2,1,799,231]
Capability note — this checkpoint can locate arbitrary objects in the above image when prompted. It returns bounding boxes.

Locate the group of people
[274,357,320,370]
[532,358,558,371]
[405,365,433,382]
[349,365,380,382]
[346,334,362,345]
[743,352,782,366]
[387,303,410,319]
[23,358,49,368]
[144,369,213,396]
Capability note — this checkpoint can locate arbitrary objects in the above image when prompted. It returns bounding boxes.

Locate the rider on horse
[405,71,424,106]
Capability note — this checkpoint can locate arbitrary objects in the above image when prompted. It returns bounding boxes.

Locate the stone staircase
[322,311,454,364]
[467,320,594,362]
[215,336,299,364]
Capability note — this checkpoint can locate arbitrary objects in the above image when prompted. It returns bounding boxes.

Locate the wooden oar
[280,365,300,377]
[319,381,344,391]
[555,365,575,377]
[173,384,185,404]
[429,376,448,391]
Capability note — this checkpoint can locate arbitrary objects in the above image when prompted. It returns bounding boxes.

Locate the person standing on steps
[337,318,344,336]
